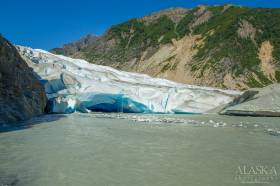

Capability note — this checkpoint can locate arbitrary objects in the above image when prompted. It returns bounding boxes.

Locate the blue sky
[1,0,279,50]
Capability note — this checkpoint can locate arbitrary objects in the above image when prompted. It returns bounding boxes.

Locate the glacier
[17,46,241,114]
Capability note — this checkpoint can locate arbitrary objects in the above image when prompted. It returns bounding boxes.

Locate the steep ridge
[0,36,46,124]
[51,5,280,90]
[18,46,241,114]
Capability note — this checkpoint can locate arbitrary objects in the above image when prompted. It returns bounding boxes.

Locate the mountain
[0,35,47,124]
[18,46,240,114]
[51,5,280,90]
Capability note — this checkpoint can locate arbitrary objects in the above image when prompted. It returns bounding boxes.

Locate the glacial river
[0,113,280,186]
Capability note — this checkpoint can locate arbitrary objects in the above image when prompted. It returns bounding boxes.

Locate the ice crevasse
[17,46,241,114]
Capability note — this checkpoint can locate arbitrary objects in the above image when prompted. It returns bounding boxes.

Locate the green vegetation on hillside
[176,8,198,37]
[192,7,259,73]
[247,8,280,61]
[111,16,177,46]
[176,5,280,87]
[82,15,177,64]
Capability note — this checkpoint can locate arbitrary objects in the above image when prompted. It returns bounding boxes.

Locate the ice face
[81,93,151,113]
[17,46,241,114]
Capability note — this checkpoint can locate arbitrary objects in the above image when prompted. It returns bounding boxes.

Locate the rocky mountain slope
[51,5,280,90]
[0,36,46,124]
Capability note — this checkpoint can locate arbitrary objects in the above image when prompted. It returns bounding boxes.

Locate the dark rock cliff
[0,35,47,124]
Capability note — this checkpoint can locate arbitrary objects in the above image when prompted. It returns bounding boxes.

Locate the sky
[0,0,279,50]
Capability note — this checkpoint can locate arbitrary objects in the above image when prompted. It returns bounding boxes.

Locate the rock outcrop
[220,84,280,116]
[0,36,47,124]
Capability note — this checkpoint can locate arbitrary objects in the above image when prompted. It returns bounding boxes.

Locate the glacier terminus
[17,46,241,114]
